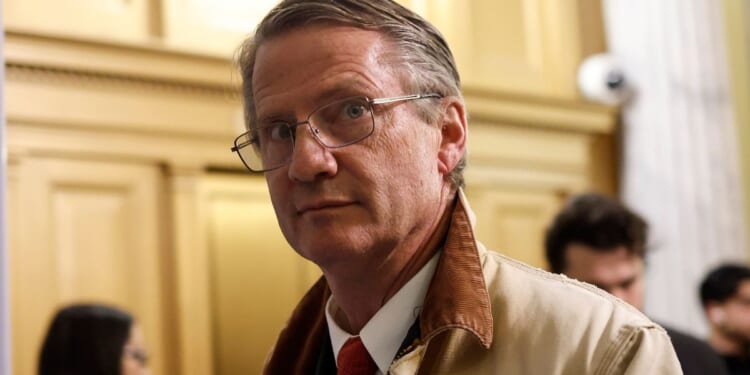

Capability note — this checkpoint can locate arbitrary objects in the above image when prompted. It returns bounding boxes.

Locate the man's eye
[344,103,366,119]
[620,277,637,289]
[269,124,292,140]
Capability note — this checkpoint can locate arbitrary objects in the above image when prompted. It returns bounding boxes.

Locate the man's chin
[296,242,369,269]
[297,239,356,267]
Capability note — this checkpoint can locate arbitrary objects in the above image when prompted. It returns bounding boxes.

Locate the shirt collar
[325,250,441,373]
[261,189,493,373]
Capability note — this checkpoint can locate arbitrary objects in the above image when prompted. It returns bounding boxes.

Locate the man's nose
[287,125,337,181]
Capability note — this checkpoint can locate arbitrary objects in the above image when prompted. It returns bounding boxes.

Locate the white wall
[603,0,749,336]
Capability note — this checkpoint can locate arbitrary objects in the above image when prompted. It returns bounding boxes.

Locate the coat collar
[262,189,493,374]
[418,190,493,348]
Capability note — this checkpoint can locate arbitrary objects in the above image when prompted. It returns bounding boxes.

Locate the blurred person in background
[38,303,150,375]
[546,192,728,375]
[701,263,750,375]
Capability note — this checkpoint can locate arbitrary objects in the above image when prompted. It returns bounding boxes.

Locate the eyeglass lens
[235,96,375,172]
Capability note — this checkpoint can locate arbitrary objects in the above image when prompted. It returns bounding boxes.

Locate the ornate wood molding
[6,63,237,99]
[5,30,239,89]
[463,87,618,134]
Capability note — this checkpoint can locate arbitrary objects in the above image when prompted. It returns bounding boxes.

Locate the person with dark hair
[38,303,150,375]
[232,1,680,373]
[545,193,649,303]
[545,192,728,375]
[700,263,750,374]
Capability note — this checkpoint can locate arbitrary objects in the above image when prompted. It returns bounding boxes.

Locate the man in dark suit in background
[545,192,728,375]
[701,263,750,375]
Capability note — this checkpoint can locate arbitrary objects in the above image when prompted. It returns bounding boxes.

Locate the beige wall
[0,12,11,375]
[723,0,750,257]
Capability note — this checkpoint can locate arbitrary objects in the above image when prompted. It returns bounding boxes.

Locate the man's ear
[437,97,467,175]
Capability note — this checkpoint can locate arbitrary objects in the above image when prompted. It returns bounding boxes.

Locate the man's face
[562,244,645,310]
[252,25,448,270]
[709,280,750,343]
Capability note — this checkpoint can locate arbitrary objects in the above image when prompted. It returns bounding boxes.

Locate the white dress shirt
[325,251,441,374]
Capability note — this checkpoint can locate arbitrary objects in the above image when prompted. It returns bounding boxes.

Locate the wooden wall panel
[413,0,605,99]
[201,174,320,375]
[161,0,279,57]
[8,157,173,375]
[4,0,154,43]
[465,188,562,268]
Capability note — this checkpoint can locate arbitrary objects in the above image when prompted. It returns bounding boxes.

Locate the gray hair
[236,0,466,188]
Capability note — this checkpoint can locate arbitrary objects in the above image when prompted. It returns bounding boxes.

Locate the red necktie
[337,336,378,375]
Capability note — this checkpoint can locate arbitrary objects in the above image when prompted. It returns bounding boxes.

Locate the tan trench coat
[263,192,683,374]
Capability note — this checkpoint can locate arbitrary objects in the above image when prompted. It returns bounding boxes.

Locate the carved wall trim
[4,30,238,88]
[463,87,618,134]
[5,66,243,142]
[5,122,238,170]
[6,63,238,99]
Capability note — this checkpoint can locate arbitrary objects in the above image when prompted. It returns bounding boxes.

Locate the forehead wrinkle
[255,79,380,126]
[255,72,385,122]
[252,26,397,117]
[253,55,377,101]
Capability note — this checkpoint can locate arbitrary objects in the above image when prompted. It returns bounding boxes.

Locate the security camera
[577,53,633,106]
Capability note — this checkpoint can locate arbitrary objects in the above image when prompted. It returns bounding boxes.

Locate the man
[700,264,750,374]
[545,192,728,375]
[231,1,680,373]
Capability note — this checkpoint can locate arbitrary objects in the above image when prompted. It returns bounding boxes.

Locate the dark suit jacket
[662,324,729,375]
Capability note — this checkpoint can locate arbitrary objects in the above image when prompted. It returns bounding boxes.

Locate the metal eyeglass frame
[231,93,443,173]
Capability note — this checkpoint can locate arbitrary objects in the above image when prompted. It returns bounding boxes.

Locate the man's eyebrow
[311,81,378,104]
[255,81,379,124]
[255,113,295,127]
[591,276,637,292]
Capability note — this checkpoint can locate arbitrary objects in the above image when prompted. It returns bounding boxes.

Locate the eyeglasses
[231,93,442,173]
